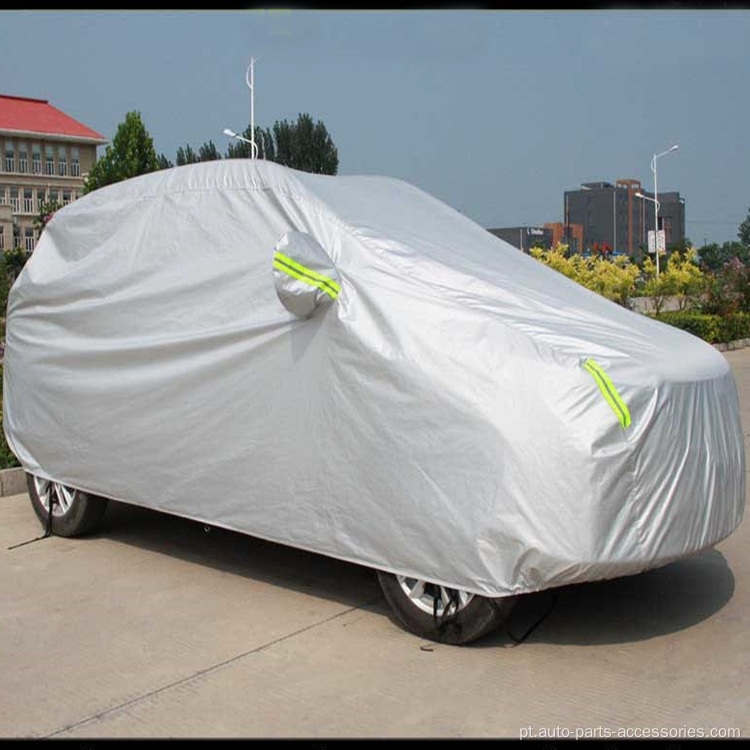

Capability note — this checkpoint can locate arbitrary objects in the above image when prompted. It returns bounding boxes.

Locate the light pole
[635,192,661,275]
[223,128,258,158]
[650,144,679,277]
[223,57,260,159]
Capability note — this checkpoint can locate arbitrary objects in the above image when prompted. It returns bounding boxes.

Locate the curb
[714,338,750,353]
[0,467,26,497]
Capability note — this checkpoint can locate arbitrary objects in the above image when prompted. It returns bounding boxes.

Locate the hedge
[650,311,750,344]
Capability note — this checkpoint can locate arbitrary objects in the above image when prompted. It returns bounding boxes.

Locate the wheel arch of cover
[273,231,342,319]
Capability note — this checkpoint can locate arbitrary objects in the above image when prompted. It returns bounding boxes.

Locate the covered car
[3,159,745,643]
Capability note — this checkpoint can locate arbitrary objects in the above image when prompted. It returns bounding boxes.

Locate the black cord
[7,492,56,550]
[505,590,558,646]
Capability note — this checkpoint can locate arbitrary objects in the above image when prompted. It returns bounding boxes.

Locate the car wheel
[26,472,108,537]
[377,570,517,645]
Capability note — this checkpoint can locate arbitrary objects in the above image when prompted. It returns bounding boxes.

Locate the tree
[175,141,222,166]
[175,144,199,166]
[198,141,222,162]
[641,249,707,314]
[83,111,158,194]
[156,153,173,170]
[739,208,750,246]
[697,241,750,274]
[224,113,339,175]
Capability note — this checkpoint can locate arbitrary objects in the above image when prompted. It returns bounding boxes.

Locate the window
[18,142,28,173]
[49,188,59,205]
[24,226,35,253]
[0,186,6,204]
[23,188,33,213]
[5,140,14,172]
[57,145,67,176]
[45,145,54,175]
[13,224,20,248]
[0,226,4,250]
[32,144,42,174]
[10,187,19,212]
[62,189,72,205]
[71,147,80,177]
[37,187,46,210]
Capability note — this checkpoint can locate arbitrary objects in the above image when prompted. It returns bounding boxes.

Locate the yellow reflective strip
[584,360,631,430]
[273,251,341,294]
[586,359,631,428]
[273,259,339,300]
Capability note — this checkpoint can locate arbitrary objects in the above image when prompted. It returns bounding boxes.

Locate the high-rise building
[564,180,685,257]
[0,94,107,252]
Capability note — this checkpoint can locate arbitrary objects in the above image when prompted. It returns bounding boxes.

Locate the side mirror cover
[273,231,342,319]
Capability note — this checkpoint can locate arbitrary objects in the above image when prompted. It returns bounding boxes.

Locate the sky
[1,9,748,245]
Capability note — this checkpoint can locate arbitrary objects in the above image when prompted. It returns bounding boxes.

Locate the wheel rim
[396,575,474,617]
[33,476,80,517]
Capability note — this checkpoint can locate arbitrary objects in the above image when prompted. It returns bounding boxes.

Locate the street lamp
[635,192,661,275]
[223,57,260,159]
[223,128,259,159]
[650,144,679,278]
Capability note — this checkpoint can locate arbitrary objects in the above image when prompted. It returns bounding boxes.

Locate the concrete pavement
[1,350,749,738]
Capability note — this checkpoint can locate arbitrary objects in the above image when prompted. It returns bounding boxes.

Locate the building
[544,221,584,254]
[0,94,107,252]
[488,225,553,253]
[564,179,685,257]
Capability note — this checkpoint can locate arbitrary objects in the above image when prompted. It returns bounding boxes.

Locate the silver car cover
[3,159,745,597]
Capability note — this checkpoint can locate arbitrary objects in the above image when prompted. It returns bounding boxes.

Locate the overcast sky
[1,10,748,244]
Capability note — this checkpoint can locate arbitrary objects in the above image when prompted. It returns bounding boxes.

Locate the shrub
[651,310,750,344]
[530,244,639,307]
[651,311,722,343]
[701,256,750,316]
[0,365,20,469]
[717,311,750,343]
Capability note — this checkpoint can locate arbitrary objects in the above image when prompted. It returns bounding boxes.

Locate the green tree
[224,113,338,175]
[82,111,158,194]
[175,141,222,166]
[698,241,750,273]
[3,247,31,283]
[156,153,173,170]
[198,141,222,162]
[738,208,750,246]
[175,144,199,166]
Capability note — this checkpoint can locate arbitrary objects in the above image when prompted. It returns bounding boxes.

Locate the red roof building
[0,94,106,143]
[0,94,108,252]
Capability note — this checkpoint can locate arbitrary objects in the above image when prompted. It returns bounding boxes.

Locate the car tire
[27,472,108,537]
[377,570,517,645]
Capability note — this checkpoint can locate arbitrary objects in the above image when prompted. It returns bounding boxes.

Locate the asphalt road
[2,350,749,738]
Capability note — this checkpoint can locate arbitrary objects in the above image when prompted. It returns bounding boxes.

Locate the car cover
[3,160,745,597]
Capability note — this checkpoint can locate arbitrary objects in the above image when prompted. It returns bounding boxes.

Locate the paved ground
[2,351,749,738]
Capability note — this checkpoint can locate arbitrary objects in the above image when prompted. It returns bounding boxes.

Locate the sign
[648,230,667,254]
